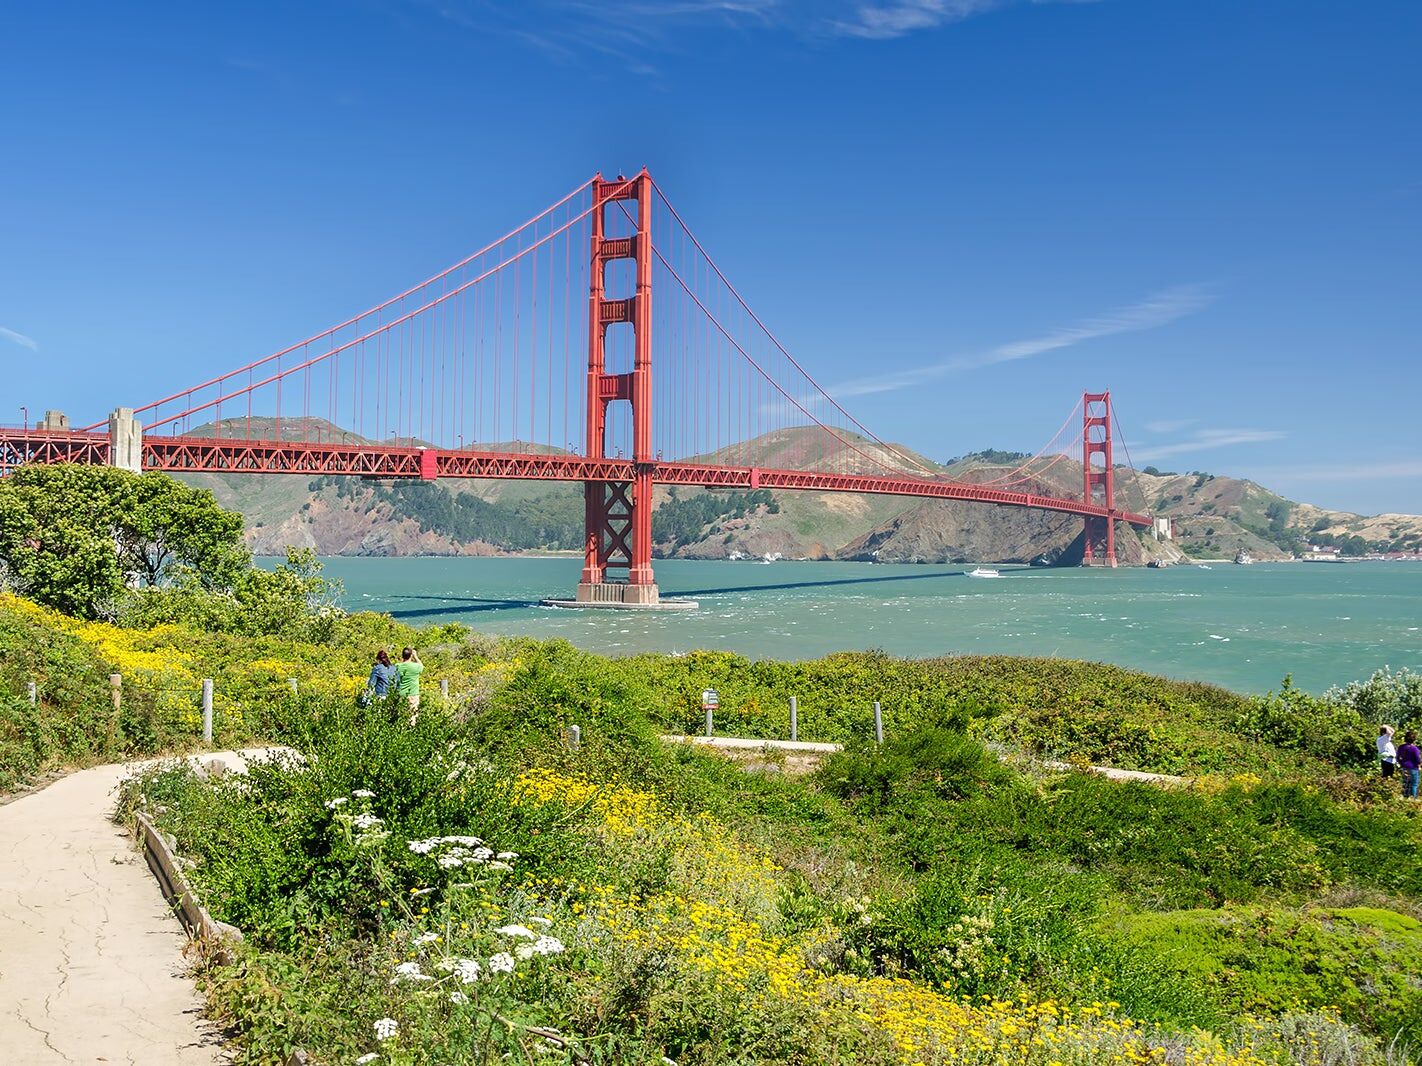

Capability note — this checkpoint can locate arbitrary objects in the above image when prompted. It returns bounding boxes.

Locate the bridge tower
[1081,390,1117,567]
[576,170,660,606]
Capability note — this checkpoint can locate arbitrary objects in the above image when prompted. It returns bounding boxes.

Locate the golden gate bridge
[0,171,1154,605]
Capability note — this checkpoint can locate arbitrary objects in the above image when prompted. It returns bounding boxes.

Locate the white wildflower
[352,812,383,830]
[515,944,535,960]
[352,788,375,798]
[454,958,482,984]
[407,838,436,854]
[356,1055,380,1065]
[391,961,432,984]
[487,952,515,974]
[487,861,512,871]
[374,1017,399,1040]
[495,851,519,860]
[449,991,469,1005]
[324,797,348,809]
[527,916,553,928]
[412,932,439,946]
[470,846,494,862]
[532,935,565,956]
[496,924,536,940]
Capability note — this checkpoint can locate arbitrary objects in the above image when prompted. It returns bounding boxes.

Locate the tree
[0,465,246,618]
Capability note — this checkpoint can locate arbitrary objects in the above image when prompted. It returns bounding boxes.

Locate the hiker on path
[366,649,397,701]
[1377,725,1397,779]
[1398,730,1422,800]
[397,647,424,720]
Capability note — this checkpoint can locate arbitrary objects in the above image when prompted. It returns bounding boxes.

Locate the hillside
[174,418,1422,565]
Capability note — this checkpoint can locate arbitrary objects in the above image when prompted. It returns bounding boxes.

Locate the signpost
[701,688,719,736]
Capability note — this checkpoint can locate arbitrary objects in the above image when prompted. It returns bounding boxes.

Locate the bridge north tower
[1081,390,1117,567]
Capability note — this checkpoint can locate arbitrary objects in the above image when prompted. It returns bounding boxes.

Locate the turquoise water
[318,557,1422,695]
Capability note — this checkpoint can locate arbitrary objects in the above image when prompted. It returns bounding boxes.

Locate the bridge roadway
[0,430,1153,527]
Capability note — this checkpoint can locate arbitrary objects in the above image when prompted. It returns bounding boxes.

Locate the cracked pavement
[0,761,230,1064]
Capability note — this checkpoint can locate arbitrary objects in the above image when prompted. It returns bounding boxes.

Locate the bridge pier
[108,407,142,473]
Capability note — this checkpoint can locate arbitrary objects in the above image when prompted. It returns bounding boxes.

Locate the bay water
[317,557,1422,695]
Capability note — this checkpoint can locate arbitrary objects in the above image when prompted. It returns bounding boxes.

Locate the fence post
[26,680,37,706]
[201,679,214,744]
[439,678,449,699]
[567,724,581,751]
[873,701,884,746]
[789,696,798,743]
[109,673,122,714]
[287,677,298,696]
[705,706,714,738]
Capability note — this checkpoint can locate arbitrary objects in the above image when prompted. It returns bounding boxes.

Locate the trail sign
[701,689,719,710]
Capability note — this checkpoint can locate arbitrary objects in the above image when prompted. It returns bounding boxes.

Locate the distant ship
[967,567,1001,579]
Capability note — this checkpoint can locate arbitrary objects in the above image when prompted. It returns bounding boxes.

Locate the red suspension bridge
[1,171,1156,605]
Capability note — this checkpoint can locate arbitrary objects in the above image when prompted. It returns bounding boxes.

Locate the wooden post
[26,681,37,706]
[567,724,582,751]
[287,677,298,696]
[873,701,884,746]
[201,679,213,744]
[109,673,122,713]
[789,696,798,743]
[705,706,714,738]
[439,678,449,699]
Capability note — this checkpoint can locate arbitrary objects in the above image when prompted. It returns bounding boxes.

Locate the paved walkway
[0,751,283,1064]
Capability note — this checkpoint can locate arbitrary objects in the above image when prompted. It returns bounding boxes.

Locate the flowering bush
[120,703,1410,1066]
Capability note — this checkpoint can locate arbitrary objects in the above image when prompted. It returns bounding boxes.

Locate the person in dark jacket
[1398,730,1422,800]
[366,649,397,699]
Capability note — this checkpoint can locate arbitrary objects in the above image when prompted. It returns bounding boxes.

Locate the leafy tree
[0,465,245,618]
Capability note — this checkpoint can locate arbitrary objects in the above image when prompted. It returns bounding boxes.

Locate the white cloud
[1144,418,1196,434]
[1253,460,1422,483]
[1132,428,1285,462]
[402,0,1097,57]
[837,0,1101,39]
[0,326,38,352]
[829,283,1212,399]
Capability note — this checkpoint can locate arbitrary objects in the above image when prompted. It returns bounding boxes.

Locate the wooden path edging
[135,811,244,955]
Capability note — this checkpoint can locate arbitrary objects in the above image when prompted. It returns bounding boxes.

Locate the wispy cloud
[394,0,1097,63]
[829,283,1212,399]
[1133,428,1285,462]
[835,0,1100,40]
[1252,460,1422,484]
[0,326,38,352]
[1144,418,1196,434]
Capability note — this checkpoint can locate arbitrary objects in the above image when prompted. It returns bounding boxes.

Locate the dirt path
[0,750,282,1064]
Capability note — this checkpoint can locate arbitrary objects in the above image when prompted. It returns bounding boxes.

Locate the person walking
[1398,730,1422,800]
[365,649,397,704]
[396,647,424,722]
[1377,725,1397,779]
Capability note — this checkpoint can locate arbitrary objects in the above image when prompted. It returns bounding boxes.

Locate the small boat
[1197,564,1212,570]
[966,567,1001,579]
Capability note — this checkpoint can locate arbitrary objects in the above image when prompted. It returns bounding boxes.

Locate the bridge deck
[0,431,1153,527]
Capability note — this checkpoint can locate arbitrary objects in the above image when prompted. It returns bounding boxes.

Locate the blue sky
[2,0,1419,514]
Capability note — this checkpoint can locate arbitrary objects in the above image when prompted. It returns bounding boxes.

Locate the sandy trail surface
[0,750,285,1064]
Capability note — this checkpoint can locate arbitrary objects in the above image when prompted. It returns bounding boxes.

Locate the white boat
[1197,564,1212,570]
[966,567,1001,579]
